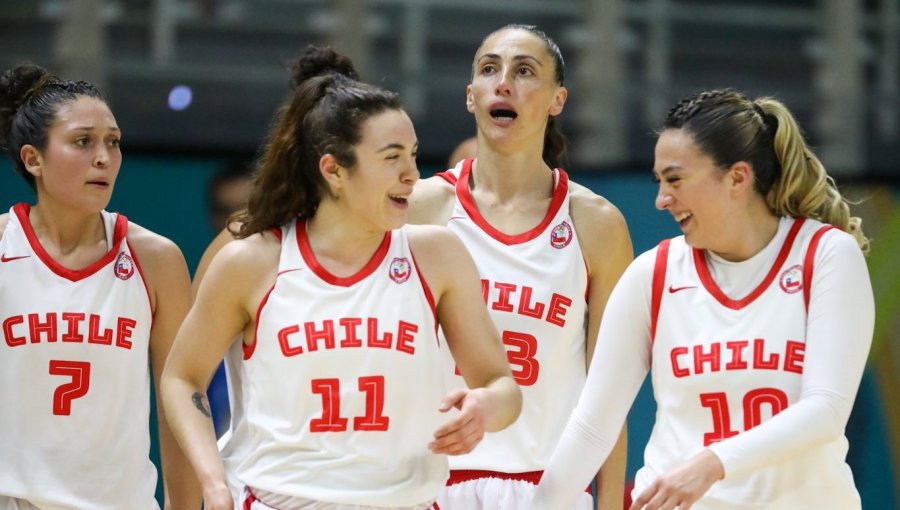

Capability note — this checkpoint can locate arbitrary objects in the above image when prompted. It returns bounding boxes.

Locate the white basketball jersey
[237,220,448,506]
[438,160,588,472]
[218,337,250,509]
[644,217,860,509]
[0,203,157,509]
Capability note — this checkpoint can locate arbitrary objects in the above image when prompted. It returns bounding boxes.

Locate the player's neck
[470,150,553,203]
[29,202,106,257]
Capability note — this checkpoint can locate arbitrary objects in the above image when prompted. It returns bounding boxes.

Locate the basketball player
[408,24,631,510]
[160,46,522,510]
[0,64,200,508]
[531,89,874,509]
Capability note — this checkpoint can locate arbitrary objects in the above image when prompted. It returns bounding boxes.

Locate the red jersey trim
[446,469,591,494]
[270,226,283,240]
[408,250,438,340]
[296,221,391,287]
[125,237,154,327]
[245,280,280,360]
[13,202,128,282]
[435,169,459,185]
[242,487,259,509]
[455,160,569,246]
[693,217,806,310]
[803,225,837,311]
[651,239,671,343]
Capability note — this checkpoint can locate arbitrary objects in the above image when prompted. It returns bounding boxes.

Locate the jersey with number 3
[437,160,588,472]
[646,216,859,508]
[237,220,447,506]
[0,203,157,509]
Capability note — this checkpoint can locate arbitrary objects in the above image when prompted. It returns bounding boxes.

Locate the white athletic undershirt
[531,217,873,509]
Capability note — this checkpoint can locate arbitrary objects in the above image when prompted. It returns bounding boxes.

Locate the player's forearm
[595,425,627,510]
[160,374,228,492]
[481,375,522,432]
[155,386,203,508]
[532,414,617,509]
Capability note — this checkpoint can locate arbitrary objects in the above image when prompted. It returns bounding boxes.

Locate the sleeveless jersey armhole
[408,248,438,340]
[244,225,286,360]
[435,171,458,185]
[651,239,671,344]
[802,225,837,311]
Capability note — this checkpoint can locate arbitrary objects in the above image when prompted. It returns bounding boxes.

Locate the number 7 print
[49,360,91,416]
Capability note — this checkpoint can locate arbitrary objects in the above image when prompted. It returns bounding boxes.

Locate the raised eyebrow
[512,55,542,67]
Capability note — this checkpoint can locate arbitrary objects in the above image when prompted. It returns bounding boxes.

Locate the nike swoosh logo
[1,254,30,263]
[668,284,697,293]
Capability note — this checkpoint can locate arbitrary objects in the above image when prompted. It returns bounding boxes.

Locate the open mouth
[674,211,692,228]
[388,194,408,206]
[86,181,110,188]
[490,108,518,122]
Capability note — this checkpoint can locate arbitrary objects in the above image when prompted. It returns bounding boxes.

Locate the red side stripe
[651,240,671,343]
[803,225,836,311]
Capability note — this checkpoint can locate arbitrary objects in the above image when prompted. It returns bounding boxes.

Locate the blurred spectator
[204,160,253,436]
[447,136,477,169]
[207,160,254,234]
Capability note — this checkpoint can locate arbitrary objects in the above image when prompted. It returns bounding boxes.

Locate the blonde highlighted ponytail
[758,98,868,253]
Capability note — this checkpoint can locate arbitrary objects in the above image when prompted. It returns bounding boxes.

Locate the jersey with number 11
[0,203,156,509]
[238,220,447,506]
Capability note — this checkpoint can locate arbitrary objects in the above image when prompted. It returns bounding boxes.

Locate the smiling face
[331,108,419,232]
[466,28,567,150]
[653,128,735,251]
[22,96,122,213]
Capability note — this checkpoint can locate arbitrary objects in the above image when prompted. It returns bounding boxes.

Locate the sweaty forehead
[52,96,117,130]
[476,29,548,61]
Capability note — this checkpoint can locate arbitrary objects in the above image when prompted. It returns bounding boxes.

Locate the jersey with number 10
[237,220,447,506]
[646,216,859,508]
[438,160,588,472]
[0,203,157,509]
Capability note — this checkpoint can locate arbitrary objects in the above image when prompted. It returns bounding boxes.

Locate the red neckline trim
[13,202,128,282]
[456,159,569,246]
[693,217,805,310]
[296,221,391,287]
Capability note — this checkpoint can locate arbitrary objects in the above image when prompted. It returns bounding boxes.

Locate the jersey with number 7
[0,203,157,508]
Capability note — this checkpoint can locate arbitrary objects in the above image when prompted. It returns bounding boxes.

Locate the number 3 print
[502,331,540,386]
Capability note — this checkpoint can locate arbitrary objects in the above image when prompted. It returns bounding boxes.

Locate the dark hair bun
[0,63,52,145]
[289,45,359,89]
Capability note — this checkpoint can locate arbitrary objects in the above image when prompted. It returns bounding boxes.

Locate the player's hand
[201,482,234,510]
[428,388,488,455]
[629,449,724,510]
